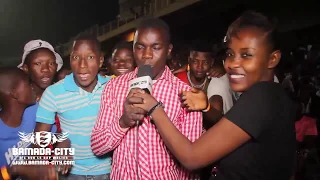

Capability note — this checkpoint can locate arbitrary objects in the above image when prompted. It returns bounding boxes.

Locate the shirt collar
[64,73,110,92]
[129,66,172,81]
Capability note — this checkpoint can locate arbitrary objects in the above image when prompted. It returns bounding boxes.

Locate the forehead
[28,48,55,60]
[113,48,133,56]
[72,40,99,53]
[134,28,167,44]
[190,51,212,60]
[228,28,267,50]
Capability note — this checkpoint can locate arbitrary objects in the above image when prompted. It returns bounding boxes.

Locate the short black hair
[24,48,55,66]
[136,18,171,43]
[189,39,213,57]
[112,41,133,52]
[74,33,101,53]
[225,11,279,51]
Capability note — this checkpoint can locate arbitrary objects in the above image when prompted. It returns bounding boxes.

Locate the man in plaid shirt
[91,18,202,180]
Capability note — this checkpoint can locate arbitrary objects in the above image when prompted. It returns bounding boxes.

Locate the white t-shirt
[207,74,233,114]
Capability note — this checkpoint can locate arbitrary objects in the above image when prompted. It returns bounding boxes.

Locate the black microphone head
[137,65,153,78]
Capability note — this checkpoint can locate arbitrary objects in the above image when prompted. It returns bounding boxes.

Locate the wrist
[202,102,210,112]
[119,117,127,129]
[147,102,164,117]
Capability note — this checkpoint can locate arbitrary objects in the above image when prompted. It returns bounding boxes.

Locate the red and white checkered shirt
[91,66,202,180]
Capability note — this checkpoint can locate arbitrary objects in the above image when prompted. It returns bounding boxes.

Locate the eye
[73,56,80,60]
[136,45,144,49]
[88,56,94,60]
[241,53,252,58]
[49,62,56,66]
[226,52,233,57]
[35,62,41,66]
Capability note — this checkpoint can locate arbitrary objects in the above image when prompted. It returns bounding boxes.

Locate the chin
[39,84,51,89]
[230,84,248,93]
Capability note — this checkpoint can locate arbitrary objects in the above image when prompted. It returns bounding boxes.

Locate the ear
[99,56,104,68]
[167,44,173,57]
[10,88,19,100]
[22,64,29,74]
[211,58,215,67]
[268,50,281,69]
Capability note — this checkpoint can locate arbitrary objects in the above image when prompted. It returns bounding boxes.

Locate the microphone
[128,65,153,180]
[129,65,153,94]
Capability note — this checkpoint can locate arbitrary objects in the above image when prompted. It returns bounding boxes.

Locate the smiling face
[110,48,135,76]
[224,27,281,92]
[70,40,103,92]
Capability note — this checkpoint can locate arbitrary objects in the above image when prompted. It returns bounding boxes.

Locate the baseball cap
[17,40,63,71]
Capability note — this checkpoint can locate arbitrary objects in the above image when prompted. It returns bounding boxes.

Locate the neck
[154,67,165,80]
[0,101,27,128]
[32,83,44,99]
[83,78,98,93]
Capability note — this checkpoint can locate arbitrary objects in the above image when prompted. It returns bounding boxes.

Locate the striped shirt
[36,73,112,175]
[91,66,203,180]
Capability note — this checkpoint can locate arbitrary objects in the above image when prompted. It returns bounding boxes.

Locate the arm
[151,109,249,170]
[203,95,223,129]
[91,82,130,156]
[33,88,57,147]
[144,83,278,170]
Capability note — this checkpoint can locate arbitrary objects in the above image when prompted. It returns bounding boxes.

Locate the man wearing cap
[18,39,63,101]
[18,40,64,133]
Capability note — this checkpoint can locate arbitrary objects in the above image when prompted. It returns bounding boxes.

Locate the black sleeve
[224,82,282,139]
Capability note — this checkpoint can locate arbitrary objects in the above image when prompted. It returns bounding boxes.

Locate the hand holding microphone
[119,65,156,128]
[119,88,146,129]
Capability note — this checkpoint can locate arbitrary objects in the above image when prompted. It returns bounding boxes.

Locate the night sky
[0,0,118,65]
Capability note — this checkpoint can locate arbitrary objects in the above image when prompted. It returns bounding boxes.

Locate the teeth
[230,74,244,79]
[41,78,49,81]
[79,74,89,79]
[117,69,128,73]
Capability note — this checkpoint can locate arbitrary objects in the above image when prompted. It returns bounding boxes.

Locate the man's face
[111,48,135,76]
[23,48,57,90]
[70,40,103,91]
[188,51,213,79]
[133,28,172,79]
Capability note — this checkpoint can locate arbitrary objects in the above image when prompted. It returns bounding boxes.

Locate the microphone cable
[135,121,140,180]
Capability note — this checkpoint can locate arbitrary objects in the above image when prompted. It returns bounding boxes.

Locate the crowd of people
[0,10,318,180]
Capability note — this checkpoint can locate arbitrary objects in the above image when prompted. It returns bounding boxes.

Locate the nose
[196,62,205,71]
[226,56,240,70]
[79,58,88,68]
[40,63,49,73]
[118,59,126,66]
[142,48,153,60]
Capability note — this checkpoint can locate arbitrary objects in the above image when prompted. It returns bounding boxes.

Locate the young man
[91,18,202,180]
[0,68,57,180]
[109,41,136,77]
[34,34,112,180]
[176,41,214,93]
[18,40,63,101]
[18,40,63,132]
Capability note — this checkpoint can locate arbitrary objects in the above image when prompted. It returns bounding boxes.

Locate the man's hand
[180,88,208,111]
[119,88,147,128]
[206,65,226,78]
[54,138,72,175]
[13,165,58,180]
